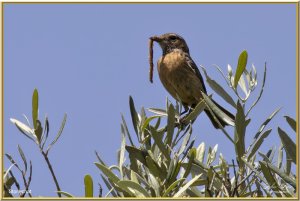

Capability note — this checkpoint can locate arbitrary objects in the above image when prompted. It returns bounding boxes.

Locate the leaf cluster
[94,50,297,197]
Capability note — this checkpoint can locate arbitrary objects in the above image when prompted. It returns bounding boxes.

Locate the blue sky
[4,3,297,197]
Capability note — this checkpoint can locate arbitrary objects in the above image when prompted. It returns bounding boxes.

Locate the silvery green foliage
[95,51,296,197]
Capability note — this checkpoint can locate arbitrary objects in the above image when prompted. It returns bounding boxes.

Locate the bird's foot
[178,107,195,128]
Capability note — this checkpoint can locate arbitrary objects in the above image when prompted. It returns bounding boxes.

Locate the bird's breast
[158,50,186,73]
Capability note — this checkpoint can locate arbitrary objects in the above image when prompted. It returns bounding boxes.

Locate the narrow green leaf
[84,174,93,197]
[196,142,205,163]
[17,145,27,173]
[278,127,296,164]
[246,63,267,116]
[32,88,39,129]
[183,148,196,178]
[238,74,248,96]
[234,101,246,165]
[166,158,176,183]
[261,161,296,188]
[109,165,120,173]
[95,163,120,184]
[206,165,222,190]
[207,144,218,166]
[218,153,227,178]
[241,157,268,185]
[121,114,134,146]
[129,170,151,190]
[277,144,283,169]
[129,96,140,139]
[3,164,16,181]
[259,161,282,197]
[147,173,160,196]
[119,128,126,178]
[46,113,67,153]
[286,154,292,176]
[148,108,168,116]
[258,151,271,163]
[10,118,37,143]
[184,160,208,176]
[95,151,107,167]
[178,125,192,156]
[140,107,147,123]
[252,64,257,80]
[130,170,138,183]
[267,146,276,162]
[57,191,74,197]
[108,179,133,197]
[149,127,171,161]
[100,174,117,197]
[244,69,251,86]
[145,156,161,179]
[165,104,175,146]
[247,108,280,154]
[41,115,49,149]
[255,109,280,139]
[247,129,272,160]
[210,64,231,89]
[163,178,186,197]
[202,92,235,126]
[118,180,150,197]
[35,120,43,144]
[125,146,147,167]
[22,114,32,128]
[5,153,20,170]
[284,116,296,132]
[141,115,161,132]
[255,180,272,197]
[190,179,207,187]
[173,174,202,197]
[234,50,248,88]
[201,67,236,108]
[154,117,161,129]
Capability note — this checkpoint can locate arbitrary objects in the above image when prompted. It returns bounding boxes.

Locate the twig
[41,150,61,197]
[21,161,33,197]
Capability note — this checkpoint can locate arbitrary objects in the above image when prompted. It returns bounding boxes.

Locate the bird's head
[150,33,189,55]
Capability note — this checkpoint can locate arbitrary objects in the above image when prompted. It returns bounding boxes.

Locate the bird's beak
[150,36,163,43]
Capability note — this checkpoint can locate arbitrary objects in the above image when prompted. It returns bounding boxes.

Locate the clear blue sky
[4,3,296,197]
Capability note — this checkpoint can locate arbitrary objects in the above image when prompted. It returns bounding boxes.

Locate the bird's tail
[204,99,235,129]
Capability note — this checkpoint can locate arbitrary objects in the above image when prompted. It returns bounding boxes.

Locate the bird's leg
[178,105,197,127]
[180,105,190,116]
[178,105,191,128]
[187,107,194,114]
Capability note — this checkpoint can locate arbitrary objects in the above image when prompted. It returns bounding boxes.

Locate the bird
[149,33,235,129]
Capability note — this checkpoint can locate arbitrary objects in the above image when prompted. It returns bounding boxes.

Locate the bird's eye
[169,36,177,41]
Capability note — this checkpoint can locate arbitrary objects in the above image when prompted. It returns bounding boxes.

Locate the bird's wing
[185,54,207,94]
